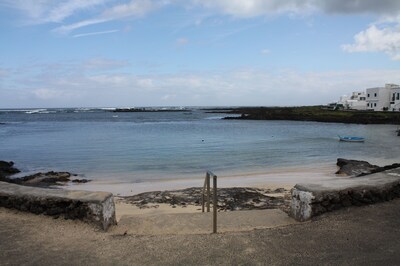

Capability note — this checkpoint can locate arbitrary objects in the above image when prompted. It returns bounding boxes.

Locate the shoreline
[60,162,341,219]
[64,162,340,196]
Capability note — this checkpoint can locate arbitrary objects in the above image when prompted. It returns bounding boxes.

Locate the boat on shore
[338,135,365,142]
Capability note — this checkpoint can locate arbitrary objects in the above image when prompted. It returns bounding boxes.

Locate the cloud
[32,88,78,100]
[45,0,108,23]
[72,29,120,38]
[2,0,108,24]
[342,22,400,60]
[53,0,166,34]
[191,0,316,18]
[83,57,129,70]
[191,0,400,17]
[261,49,270,55]
[53,18,110,34]
[176,37,189,46]
[2,58,400,107]
[319,0,400,15]
[0,68,10,78]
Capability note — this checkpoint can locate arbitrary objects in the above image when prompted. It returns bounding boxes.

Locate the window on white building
[397,93,400,100]
[374,93,377,97]
[374,103,377,107]
[367,94,370,97]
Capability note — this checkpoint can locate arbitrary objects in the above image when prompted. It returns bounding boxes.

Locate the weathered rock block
[0,181,116,230]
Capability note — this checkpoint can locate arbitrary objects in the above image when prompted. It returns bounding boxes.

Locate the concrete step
[114,209,297,235]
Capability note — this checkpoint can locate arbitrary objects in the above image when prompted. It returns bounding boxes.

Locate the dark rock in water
[0,161,20,177]
[336,158,379,177]
[0,166,89,187]
[336,158,400,177]
[16,171,72,187]
[72,179,90,183]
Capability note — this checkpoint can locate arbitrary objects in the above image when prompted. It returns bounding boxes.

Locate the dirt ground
[1,198,400,265]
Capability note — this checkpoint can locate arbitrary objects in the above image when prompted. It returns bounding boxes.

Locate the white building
[390,87,400,111]
[366,84,399,111]
[337,92,367,110]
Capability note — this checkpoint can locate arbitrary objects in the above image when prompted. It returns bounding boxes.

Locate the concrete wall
[290,168,400,221]
[0,181,116,230]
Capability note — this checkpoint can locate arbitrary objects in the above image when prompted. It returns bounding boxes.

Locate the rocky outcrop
[0,161,20,177]
[335,158,379,176]
[336,158,400,177]
[123,187,291,213]
[1,171,90,187]
[0,161,90,187]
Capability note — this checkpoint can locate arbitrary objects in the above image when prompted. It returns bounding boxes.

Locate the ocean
[1,107,399,183]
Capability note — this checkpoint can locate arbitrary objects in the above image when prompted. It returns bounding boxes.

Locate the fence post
[213,174,217,233]
[206,172,210,212]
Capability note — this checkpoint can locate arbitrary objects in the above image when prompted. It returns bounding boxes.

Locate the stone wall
[0,181,116,230]
[290,168,400,221]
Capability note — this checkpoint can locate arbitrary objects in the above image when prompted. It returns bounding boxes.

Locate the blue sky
[1,0,400,108]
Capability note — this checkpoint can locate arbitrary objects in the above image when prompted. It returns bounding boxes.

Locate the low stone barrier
[0,181,116,230]
[290,168,400,221]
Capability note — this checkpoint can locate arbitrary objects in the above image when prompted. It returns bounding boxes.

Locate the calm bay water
[0,108,399,182]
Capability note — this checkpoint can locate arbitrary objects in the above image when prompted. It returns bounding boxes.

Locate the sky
[1,0,400,108]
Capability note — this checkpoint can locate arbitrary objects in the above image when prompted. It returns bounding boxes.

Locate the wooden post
[206,173,210,212]
[202,173,207,213]
[201,193,205,213]
[213,175,217,233]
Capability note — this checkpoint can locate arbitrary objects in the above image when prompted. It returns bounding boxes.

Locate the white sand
[65,162,341,196]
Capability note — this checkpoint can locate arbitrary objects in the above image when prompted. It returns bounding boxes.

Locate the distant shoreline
[205,106,400,125]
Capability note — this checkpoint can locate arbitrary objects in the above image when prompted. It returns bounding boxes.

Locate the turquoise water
[0,108,399,181]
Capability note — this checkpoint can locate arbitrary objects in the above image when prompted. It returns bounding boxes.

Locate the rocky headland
[113,108,191,112]
[206,106,400,124]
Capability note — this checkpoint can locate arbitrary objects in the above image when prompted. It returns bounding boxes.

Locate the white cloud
[73,29,120,38]
[83,57,129,70]
[2,58,400,107]
[342,22,400,60]
[2,0,108,24]
[191,0,316,18]
[53,0,166,34]
[32,88,79,100]
[45,0,108,23]
[53,18,110,34]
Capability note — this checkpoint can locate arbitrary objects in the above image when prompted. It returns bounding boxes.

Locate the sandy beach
[65,163,340,196]
[61,163,342,220]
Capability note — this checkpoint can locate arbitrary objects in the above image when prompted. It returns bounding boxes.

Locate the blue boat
[338,135,365,142]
